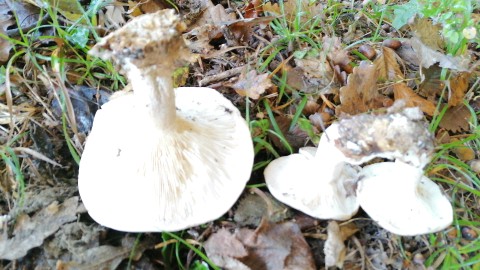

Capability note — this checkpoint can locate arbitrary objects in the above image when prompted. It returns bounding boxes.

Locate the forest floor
[0,0,479,269]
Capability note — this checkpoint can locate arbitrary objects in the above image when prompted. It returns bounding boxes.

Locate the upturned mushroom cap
[265,139,360,221]
[357,161,453,236]
[78,10,254,232]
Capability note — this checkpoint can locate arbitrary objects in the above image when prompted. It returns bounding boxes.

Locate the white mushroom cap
[78,10,254,232]
[265,138,360,221]
[357,161,453,236]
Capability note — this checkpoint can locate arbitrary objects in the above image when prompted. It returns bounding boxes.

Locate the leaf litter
[1,0,479,268]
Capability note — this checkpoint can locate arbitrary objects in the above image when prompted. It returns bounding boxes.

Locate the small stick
[198,66,245,86]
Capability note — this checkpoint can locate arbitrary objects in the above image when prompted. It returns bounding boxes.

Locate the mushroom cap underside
[78,87,254,232]
[264,148,360,221]
[357,161,453,236]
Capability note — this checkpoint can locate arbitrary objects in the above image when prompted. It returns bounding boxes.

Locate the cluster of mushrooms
[265,103,453,236]
[78,10,452,236]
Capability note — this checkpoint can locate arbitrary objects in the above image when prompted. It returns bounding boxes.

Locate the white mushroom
[78,10,254,232]
[264,126,360,220]
[357,161,453,236]
[333,106,435,167]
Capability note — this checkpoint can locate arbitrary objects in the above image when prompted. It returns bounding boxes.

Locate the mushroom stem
[127,64,176,129]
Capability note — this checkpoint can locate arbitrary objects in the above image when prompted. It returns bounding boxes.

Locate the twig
[198,66,245,86]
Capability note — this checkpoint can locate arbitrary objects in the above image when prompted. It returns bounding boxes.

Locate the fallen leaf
[228,17,274,44]
[439,104,471,133]
[374,47,404,82]
[294,51,339,93]
[410,37,470,71]
[243,0,262,19]
[0,197,83,260]
[0,0,40,63]
[418,65,445,99]
[263,0,323,24]
[323,36,351,69]
[268,114,318,152]
[336,61,384,115]
[393,83,436,116]
[104,4,127,29]
[448,72,470,107]
[229,69,272,99]
[411,18,445,51]
[234,192,292,227]
[138,0,168,14]
[0,15,12,63]
[205,219,316,270]
[450,138,475,161]
[324,221,346,268]
[27,0,86,21]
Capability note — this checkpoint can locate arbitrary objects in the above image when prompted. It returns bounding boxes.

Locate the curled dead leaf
[448,72,470,107]
[374,46,404,82]
[393,83,436,116]
[229,69,272,99]
[336,61,384,116]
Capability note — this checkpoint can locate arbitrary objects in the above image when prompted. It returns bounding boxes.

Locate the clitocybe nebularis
[78,10,254,232]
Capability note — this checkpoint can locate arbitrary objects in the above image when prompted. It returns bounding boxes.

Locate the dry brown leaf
[205,219,316,270]
[286,65,307,91]
[410,37,469,71]
[294,53,338,93]
[228,17,275,43]
[187,1,236,42]
[0,0,42,63]
[411,18,445,51]
[393,83,436,116]
[104,5,126,28]
[448,72,470,107]
[138,0,167,14]
[418,65,445,99]
[0,197,82,260]
[336,61,384,115]
[0,15,12,63]
[263,0,323,24]
[234,192,292,227]
[439,104,471,133]
[268,114,317,152]
[450,138,475,161]
[323,36,351,68]
[339,222,359,240]
[374,46,404,82]
[230,69,272,99]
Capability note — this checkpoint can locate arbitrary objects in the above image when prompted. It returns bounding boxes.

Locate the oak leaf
[448,72,470,107]
[230,69,272,99]
[393,83,436,116]
[336,61,384,115]
[374,47,404,82]
[439,104,471,133]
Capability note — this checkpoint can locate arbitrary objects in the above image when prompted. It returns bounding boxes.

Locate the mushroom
[333,105,435,167]
[78,10,254,232]
[264,128,361,221]
[356,161,453,236]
